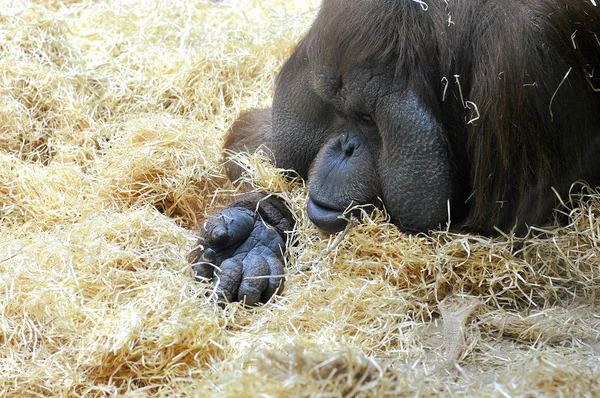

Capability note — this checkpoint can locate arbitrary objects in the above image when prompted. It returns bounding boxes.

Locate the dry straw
[1,0,599,396]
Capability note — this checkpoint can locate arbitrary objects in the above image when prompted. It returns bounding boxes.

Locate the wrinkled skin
[189,193,293,305]
[190,0,600,305]
[192,208,284,305]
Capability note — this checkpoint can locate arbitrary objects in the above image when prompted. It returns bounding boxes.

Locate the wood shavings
[1,0,599,396]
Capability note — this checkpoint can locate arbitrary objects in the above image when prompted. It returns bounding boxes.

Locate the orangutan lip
[307,198,348,234]
[308,197,345,212]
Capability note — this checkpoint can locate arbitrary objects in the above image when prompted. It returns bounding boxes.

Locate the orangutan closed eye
[189,0,600,305]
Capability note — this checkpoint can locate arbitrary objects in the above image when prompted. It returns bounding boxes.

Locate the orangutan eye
[357,113,373,123]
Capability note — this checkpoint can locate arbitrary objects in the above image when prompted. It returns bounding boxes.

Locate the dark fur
[193,0,600,304]
[227,0,600,233]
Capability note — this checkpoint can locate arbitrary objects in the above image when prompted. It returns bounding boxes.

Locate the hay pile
[1,0,599,396]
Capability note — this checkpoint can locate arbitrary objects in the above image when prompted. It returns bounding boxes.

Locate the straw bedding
[1,0,599,396]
